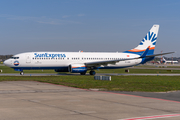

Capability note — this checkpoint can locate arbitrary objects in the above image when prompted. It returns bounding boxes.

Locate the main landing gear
[89,70,96,75]
[80,70,96,75]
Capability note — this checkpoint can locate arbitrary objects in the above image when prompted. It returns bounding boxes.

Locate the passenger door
[26,54,31,63]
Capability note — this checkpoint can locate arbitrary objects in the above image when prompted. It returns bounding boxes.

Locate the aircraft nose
[3,60,7,66]
[3,59,10,66]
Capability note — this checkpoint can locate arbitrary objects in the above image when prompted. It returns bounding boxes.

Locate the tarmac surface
[0,81,180,120]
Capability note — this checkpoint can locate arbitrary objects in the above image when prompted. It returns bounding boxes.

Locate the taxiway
[0,81,180,120]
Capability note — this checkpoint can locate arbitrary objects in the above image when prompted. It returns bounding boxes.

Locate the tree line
[0,55,13,61]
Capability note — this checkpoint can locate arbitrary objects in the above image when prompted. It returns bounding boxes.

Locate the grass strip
[0,76,180,92]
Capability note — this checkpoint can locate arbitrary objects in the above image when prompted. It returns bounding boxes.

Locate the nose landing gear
[20,71,24,75]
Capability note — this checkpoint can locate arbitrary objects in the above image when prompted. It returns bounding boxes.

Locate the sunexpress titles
[34,53,66,58]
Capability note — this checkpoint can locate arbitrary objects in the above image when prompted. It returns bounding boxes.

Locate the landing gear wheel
[80,72,86,75]
[89,71,96,75]
[20,71,24,75]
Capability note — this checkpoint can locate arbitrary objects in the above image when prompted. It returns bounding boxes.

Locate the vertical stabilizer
[124,25,159,55]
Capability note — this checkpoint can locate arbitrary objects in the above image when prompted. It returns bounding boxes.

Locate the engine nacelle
[69,64,87,73]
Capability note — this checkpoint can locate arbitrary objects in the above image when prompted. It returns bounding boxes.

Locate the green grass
[0,65,180,92]
[0,66,57,73]
[134,64,180,68]
[1,65,180,74]
[0,76,180,92]
[96,68,180,74]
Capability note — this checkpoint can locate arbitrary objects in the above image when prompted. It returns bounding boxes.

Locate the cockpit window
[10,57,19,59]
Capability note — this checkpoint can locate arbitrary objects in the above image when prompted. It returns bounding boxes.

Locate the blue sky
[0,0,180,57]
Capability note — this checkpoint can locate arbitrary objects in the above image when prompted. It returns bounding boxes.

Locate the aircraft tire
[89,71,96,75]
[20,72,24,75]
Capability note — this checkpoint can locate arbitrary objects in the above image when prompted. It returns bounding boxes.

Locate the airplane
[4,24,174,75]
[158,57,178,64]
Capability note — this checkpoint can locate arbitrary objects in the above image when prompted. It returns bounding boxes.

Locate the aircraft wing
[85,51,175,68]
[85,58,138,67]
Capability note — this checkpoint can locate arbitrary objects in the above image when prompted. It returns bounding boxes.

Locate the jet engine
[68,64,87,73]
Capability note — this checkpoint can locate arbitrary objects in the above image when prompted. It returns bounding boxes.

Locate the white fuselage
[4,52,142,70]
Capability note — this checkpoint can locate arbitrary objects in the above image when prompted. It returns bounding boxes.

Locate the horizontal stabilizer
[142,52,175,58]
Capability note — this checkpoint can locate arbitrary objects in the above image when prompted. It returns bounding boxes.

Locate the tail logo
[140,31,157,46]
[124,24,159,54]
